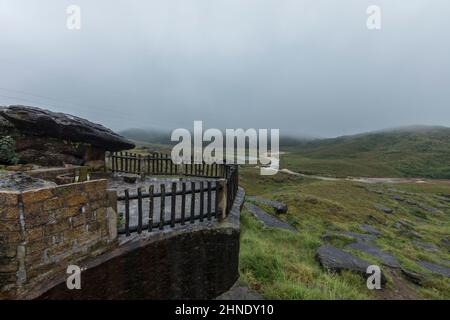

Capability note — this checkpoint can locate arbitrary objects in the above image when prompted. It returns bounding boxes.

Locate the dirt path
[376,269,421,300]
[279,168,450,184]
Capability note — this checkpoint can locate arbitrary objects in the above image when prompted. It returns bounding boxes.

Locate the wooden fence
[106,151,225,178]
[108,152,239,237]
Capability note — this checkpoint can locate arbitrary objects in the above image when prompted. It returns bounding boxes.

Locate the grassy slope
[282,126,450,179]
[239,167,450,299]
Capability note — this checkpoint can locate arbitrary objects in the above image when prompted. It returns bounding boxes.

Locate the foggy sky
[0,0,449,137]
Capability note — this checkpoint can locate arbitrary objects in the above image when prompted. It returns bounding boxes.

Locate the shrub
[0,136,18,165]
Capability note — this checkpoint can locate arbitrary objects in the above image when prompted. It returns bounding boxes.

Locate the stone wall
[0,191,21,298]
[0,179,117,299]
[27,166,88,185]
[29,188,245,300]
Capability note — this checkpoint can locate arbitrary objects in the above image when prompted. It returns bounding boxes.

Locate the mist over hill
[284,125,450,179]
[119,128,313,147]
[121,125,450,178]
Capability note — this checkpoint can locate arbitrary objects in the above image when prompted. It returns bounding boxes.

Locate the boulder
[0,105,134,150]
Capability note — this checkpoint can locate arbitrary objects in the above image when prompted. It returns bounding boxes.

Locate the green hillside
[282,126,450,179]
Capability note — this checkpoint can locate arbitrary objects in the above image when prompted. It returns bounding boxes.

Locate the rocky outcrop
[0,105,135,167]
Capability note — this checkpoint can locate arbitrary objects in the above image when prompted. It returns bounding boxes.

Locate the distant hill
[283,126,450,179]
[120,128,312,147]
[119,128,174,145]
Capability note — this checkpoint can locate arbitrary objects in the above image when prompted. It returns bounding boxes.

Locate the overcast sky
[0,0,449,137]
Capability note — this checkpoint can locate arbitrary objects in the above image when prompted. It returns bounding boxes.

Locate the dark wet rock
[123,174,139,184]
[366,214,385,224]
[418,205,438,215]
[245,202,296,232]
[342,232,377,242]
[433,194,450,203]
[399,230,422,239]
[441,260,450,267]
[391,195,405,202]
[405,199,418,206]
[394,220,422,238]
[412,241,438,252]
[410,209,428,220]
[359,224,382,236]
[374,204,393,214]
[316,244,386,284]
[0,171,56,191]
[346,242,399,268]
[320,232,357,244]
[401,268,424,286]
[441,237,450,248]
[0,106,134,150]
[304,196,319,205]
[394,219,414,230]
[417,261,450,278]
[247,195,288,214]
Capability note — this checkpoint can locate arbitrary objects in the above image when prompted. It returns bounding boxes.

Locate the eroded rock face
[0,106,134,150]
[0,105,135,167]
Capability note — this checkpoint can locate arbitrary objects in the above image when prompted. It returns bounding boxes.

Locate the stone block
[26,226,45,241]
[0,207,19,220]
[22,189,53,204]
[66,194,88,207]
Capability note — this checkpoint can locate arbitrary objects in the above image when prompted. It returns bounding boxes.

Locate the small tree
[0,135,18,165]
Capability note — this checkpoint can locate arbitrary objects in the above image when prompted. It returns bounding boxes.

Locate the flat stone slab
[394,220,414,230]
[247,196,288,214]
[316,244,386,284]
[412,241,438,252]
[417,261,450,278]
[441,237,450,251]
[245,202,296,232]
[401,268,424,286]
[346,242,399,268]
[342,232,377,242]
[359,224,382,236]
